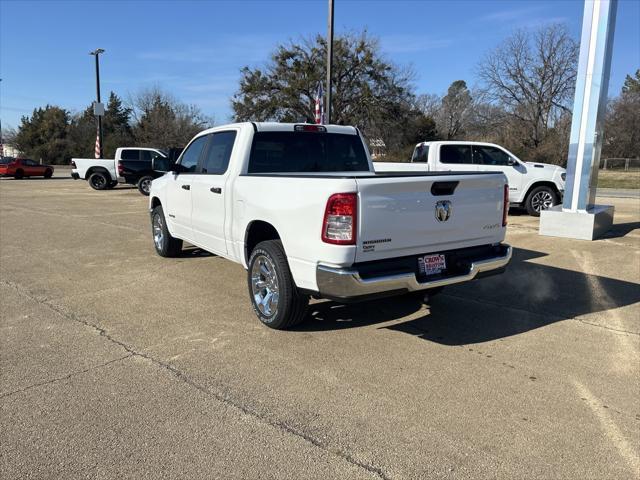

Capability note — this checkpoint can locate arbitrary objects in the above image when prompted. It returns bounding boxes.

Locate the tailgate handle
[431,181,459,196]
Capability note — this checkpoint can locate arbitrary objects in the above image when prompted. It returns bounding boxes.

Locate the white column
[539,0,617,240]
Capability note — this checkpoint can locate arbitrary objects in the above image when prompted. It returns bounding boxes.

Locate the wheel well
[245,221,280,264]
[150,197,161,209]
[524,181,560,201]
[85,167,110,180]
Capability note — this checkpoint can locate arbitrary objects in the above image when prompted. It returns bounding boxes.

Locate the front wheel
[248,240,308,330]
[151,205,182,257]
[137,176,153,196]
[525,186,559,216]
[14,169,24,180]
[88,171,109,190]
[44,169,53,179]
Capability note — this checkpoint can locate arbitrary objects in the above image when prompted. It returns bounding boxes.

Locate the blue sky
[1,0,638,129]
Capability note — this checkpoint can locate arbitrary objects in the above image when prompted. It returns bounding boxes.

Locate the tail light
[502,184,509,227]
[322,193,357,245]
[70,160,76,168]
[117,161,124,175]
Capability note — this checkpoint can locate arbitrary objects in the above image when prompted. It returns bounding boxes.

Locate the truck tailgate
[355,173,506,263]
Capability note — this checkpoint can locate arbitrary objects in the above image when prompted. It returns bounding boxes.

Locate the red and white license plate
[418,254,446,276]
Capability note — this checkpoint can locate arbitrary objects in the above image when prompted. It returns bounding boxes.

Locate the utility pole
[89,48,105,158]
[326,0,334,125]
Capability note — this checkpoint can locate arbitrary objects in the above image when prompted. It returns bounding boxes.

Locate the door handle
[182,184,191,190]
[210,187,222,194]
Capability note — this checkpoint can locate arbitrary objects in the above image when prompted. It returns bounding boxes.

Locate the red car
[0,158,54,179]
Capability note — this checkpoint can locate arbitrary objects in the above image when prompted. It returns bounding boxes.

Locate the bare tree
[436,80,473,139]
[129,87,213,148]
[414,93,441,119]
[603,70,640,159]
[478,24,578,150]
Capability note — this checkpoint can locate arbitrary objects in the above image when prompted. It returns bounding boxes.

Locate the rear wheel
[137,176,153,196]
[14,169,24,180]
[44,169,53,179]
[525,186,558,216]
[247,240,308,330]
[151,205,182,257]
[88,171,109,190]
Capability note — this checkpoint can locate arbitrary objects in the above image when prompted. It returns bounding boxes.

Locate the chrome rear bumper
[317,245,512,300]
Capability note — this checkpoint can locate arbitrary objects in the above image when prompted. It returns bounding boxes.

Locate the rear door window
[120,149,140,161]
[440,145,472,164]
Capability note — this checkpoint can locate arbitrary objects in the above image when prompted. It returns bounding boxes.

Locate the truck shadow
[297,247,640,344]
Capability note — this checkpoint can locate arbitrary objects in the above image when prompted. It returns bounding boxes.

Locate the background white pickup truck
[375,141,566,216]
[149,123,512,329]
[71,147,168,194]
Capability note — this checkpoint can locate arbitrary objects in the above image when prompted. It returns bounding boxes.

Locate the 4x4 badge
[435,200,452,222]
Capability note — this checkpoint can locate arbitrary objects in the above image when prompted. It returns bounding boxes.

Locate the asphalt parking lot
[1,174,639,479]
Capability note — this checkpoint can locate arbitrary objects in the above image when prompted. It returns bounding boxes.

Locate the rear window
[248,131,369,173]
[0,158,13,164]
[412,144,430,162]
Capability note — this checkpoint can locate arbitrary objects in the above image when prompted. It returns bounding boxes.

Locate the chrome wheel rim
[141,179,151,193]
[251,255,279,317]
[152,213,164,250]
[531,191,554,212]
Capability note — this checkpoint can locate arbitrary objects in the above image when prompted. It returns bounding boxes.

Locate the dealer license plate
[418,254,446,277]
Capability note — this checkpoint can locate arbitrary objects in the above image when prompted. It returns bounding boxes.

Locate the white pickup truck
[71,147,168,194]
[149,123,512,329]
[375,141,566,216]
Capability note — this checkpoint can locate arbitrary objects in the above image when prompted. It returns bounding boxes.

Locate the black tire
[14,169,24,180]
[525,185,559,216]
[44,169,53,179]
[247,240,308,330]
[151,205,182,257]
[137,176,153,196]
[88,171,109,190]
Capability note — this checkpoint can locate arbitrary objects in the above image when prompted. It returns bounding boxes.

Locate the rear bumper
[316,244,512,301]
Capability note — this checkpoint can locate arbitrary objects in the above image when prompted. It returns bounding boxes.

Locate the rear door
[434,144,477,173]
[472,145,523,201]
[355,173,506,262]
[190,130,237,255]
[165,135,208,240]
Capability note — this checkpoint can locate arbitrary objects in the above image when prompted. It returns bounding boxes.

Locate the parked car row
[71,147,183,195]
[0,157,55,179]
